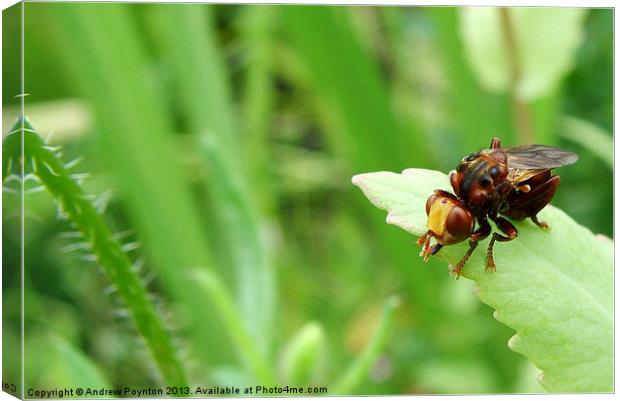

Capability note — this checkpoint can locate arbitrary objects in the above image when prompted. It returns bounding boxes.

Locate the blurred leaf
[191,269,274,386]
[239,5,278,215]
[279,322,326,386]
[352,169,612,392]
[558,115,613,169]
[429,7,514,153]
[459,8,587,100]
[147,6,276,356]
[2,327,21,395]
[514,361,545,393]
[284,6,447,344]
[283,6,423,172]
[274,144,347,193]
[333,296,400,395]
[45,2,232,364]
[27,332,111,389]
[416,359,495,394]
[563,9,613,132]
[210,366,253,388]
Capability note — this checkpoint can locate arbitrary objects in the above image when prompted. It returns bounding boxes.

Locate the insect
[417,137,578,278]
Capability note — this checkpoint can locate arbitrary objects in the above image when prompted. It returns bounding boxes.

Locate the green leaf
[332,296,400,395]
[190,269,275,386]
[146,6,276,356]
[352,169,612,392]
[415,359,495,394]
[558,115,613,170]
[278,322,326,386]
[26,333,111,389]
[459,8,587,100]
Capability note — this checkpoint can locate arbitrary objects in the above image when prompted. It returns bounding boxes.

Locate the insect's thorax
[450,152,510,214]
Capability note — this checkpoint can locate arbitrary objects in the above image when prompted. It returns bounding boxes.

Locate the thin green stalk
[191,269,275,386]
[499,7,534,144]
[147,5,276,358]
[429,7,515,150]
[559,115,613,169]
[282,6,418,172]
[332,296,400,395]
[241,5,278,216]
[3,119,187,387]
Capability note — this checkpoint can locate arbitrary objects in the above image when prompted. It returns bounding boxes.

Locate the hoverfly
[417,137,578,278]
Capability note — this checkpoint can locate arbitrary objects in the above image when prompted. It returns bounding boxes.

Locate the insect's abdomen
[501,171,559,220]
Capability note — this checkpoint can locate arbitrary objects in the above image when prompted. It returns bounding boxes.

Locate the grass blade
[332,296,400,395]
[191,269,274,386]
[558,115,613,169]
[42,2,232,363]
[146,5,276,358]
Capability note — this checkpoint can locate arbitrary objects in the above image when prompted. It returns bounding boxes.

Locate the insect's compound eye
[489,166,500,177]
[445,205,473,240]
[425,194,437,215]
[478,175,492,187]
[450,170,462,195]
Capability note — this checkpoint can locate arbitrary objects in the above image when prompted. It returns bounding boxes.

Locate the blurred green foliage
[2,3,612,395]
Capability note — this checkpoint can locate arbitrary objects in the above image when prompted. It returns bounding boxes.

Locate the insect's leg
[450,240,477,279]
[417,231,433,261]
[486,217,518,272]
[471,218,492,241]
[416,230,430,246]
[450,218,492,278]
[490,137,502,149]
[531,215,548,230]
[524,175,559,228]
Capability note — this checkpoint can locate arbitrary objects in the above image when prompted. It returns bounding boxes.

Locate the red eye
[445,205,474,240]
[450,170,461,196]
[425,194,437,215]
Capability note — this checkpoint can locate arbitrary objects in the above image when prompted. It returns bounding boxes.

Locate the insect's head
[424,191,474,245]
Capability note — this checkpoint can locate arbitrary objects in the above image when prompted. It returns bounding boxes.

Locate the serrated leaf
[352,168,612,392]
[459,8,587,100]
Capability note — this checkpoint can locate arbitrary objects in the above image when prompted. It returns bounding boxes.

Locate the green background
[2,3,612,395]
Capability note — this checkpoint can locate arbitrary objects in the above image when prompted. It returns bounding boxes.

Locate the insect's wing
[507,168,550,185]
[502,145,579,170]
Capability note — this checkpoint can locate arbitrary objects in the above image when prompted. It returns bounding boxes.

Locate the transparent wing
[502,145,578,170]
[507,168,549,185]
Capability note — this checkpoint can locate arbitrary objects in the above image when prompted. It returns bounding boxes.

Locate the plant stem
[241,5,278,216]
[3,120,188,387]
[191,269,275,386]
[147,5,276,359]
[499,7,534,143]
